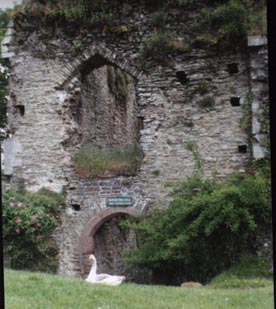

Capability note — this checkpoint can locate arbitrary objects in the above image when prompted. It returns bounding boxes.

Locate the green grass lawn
[4,268,274,309]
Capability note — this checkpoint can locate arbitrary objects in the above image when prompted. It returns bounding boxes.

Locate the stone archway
[79,207,141,279]
[56,45,142,89]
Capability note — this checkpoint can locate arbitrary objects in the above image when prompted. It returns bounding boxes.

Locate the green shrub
[90,11,116,29]
[192,0,249,49]
[2,185,66,272]
[73,144,143,178]
[140,31,174,63]
[123,173,271,284]
[139,31,190,64]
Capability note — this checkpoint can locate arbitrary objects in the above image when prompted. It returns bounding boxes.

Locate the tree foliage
[123,173,271,284]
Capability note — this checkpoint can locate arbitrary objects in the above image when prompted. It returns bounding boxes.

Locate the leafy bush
[73,144,143,178]
[140,31,173,63]
[2,185,66,272]
[191,0,249,49]
[123,173,271,284]
[139,31,190,64]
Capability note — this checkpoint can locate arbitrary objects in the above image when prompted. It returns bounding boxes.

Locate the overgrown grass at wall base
[209,255,272,289]
[73,145,143,178]
[123,172,271,284]
[2,185,65,272]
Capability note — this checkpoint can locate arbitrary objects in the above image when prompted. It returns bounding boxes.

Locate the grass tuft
[73,144,143,178]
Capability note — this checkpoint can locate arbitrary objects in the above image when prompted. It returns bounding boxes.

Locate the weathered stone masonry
[1,8,268,280]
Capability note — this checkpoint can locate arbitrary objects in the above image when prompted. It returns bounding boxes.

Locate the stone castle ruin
[1,2,269,281]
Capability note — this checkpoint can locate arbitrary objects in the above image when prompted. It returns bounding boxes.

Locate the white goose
[85,254,126,286]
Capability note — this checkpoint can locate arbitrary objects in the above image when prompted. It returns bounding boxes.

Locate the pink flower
[9,202,15,207]
[16,217,22,224]
[17,202,23,208]
[15,228,20,234]
[37,222,41,227]
[5,183,11,190]
[30,216,36,222]
[35,235,41,240]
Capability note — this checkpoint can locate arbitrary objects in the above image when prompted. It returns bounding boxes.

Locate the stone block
[248,35,267,47]
[3,137,22,176]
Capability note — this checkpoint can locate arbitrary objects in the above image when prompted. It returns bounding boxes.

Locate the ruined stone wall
[1,5,269,279]
[248,35,269,159]
[70,65,140,149]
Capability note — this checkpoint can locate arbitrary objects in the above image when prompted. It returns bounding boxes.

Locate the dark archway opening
[92,215,150,283]
[80,208,151,283]
[94,216,135,275]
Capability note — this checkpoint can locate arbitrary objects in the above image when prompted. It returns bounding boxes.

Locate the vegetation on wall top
[12,0,266,42]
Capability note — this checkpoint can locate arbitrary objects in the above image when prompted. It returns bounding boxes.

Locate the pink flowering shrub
[2,186,65,272]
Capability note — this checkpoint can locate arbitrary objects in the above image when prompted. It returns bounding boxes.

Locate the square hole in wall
[227,63,239,75]
[72,204,80,211]
[15,105,25,116]
[238,145,247,153]
[176,71,189,84]
[230,97,240,106]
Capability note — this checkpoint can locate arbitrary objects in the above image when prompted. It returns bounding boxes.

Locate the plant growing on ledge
[73,144,143,178]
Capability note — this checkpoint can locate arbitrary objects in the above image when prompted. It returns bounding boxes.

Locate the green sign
[106,197,134,207]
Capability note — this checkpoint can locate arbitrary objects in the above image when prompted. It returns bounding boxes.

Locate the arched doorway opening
[80,207,147,281]
[93,214,137,279]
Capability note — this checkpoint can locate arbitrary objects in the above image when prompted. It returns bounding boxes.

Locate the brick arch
[79,207,141,277]
[56,45,143,89]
